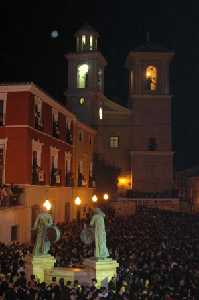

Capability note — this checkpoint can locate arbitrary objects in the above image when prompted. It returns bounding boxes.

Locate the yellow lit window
[82,35,86,45]
[77,64,89,88]
[99,107,103,120]
[79,97,85,105]
[145,65,157,91]
[90,35,93,50]
[110,136,119,148]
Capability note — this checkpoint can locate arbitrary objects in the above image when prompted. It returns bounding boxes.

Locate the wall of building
[0,206,31,243]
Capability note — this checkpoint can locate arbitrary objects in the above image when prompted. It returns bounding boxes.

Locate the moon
[51,30,59,38]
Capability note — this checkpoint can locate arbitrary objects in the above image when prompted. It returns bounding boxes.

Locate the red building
[0,83,96,243]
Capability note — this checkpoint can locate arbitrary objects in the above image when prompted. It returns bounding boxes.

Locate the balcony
[34,112,43,131]
[66,127,73,145]
[52,121,60,139]
[51,168,61,186]
[0,184,24,208]
[65,172,74,187]
[88,176,96,188]
[32,166,45,185]
[77,173,87,187]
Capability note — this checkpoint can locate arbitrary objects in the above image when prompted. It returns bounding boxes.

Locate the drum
[46,225,61,242]
[80,227,94,245]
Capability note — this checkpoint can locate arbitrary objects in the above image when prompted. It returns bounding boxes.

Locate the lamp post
[92,194,98,203]
[74,196,81,221]
[43,199,52,211]
[103,193,109,201]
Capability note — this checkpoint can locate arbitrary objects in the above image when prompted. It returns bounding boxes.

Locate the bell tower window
[90,35,93,50]
[145,66,157,91]
[82,35,86,50]
[77,64,89,88]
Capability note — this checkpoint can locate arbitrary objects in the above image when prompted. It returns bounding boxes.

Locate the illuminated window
[90,35,93,50]
[99,107,103,120]
[82,35,86,50]
[77,64,89,88]
[145,66,157,91]
[110,136,119,148]
[79,97,85,105]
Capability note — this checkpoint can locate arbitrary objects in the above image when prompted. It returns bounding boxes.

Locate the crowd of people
[0,209,199,299]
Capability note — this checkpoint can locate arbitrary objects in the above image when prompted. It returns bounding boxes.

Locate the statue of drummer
[32,206,60,256]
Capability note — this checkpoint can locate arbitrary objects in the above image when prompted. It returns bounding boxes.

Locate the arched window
[77,64,89,88]
[145,66,157,91]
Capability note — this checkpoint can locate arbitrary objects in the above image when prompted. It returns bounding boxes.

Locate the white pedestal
[25,255,56,283]
[83,258,119,288]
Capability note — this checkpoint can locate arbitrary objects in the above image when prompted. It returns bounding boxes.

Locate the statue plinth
[25,255,56,283]
[83,258,119,288]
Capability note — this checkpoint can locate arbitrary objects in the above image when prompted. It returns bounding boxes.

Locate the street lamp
[103,193,109,201]
[92,194,98,203]
[74,196,81,206]
[43,199,52,211]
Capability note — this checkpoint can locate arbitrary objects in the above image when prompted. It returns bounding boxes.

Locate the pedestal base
[83,258,119,288]
[25,255,56,283]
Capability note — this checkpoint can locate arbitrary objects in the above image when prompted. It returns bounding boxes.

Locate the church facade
[65,25,174,195]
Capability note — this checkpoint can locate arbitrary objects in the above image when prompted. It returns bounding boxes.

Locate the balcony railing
[0,184,24,207]
[51,169,61,186]
[78,173,87,187]
[88,176,96,188]
[32,167,45,185]
[52,121,60,138]
[66,128,73,145]
[65,172,74,187]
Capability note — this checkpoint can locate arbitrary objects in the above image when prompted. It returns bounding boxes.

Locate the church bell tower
[65,24,107,126]
[126,44,174,192]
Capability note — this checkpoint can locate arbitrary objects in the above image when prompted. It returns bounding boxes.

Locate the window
[77,64,89,88]
[145,66,157,91]
[0,93,7,126]
[79,97,85,105]
[110,136,119,148]
[90,35,93,50]
[11,225,18,241]
[99,107,103,120]
[34,97,43,130]
[79,131,83,142]
[148,137,157,151]
[82,35,86,50]
[0,101,4,126]
[130,71,134,90]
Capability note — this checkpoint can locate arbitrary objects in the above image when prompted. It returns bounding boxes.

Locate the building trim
[131,151,174,156]
[6,125,74,147]
[0,83,76,120]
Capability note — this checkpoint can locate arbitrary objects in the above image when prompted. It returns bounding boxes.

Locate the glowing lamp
[92,194,98,203]
[43,199,52,211]
[74,196,81,206]
[103,193,109,201]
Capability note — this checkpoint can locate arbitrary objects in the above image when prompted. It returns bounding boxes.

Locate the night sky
[0,1,198,171]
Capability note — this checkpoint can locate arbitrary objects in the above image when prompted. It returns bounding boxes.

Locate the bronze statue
[33,209,60,256]
[90,208,109,260]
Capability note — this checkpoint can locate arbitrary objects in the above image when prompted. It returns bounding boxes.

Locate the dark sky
[0,1,198,170]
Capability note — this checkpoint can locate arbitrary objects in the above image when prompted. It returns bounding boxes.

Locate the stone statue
[33,210,60,256]
[90,207,109,260]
